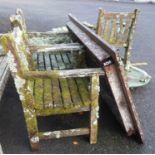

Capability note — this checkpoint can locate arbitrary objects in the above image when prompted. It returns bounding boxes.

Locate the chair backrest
[10,13,35,70]
[96,9,139,65]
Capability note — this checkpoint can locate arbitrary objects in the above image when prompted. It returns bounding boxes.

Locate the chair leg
[23,107,40,151]
[90,105,99,144]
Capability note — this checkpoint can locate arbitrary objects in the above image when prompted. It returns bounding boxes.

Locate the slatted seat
[31,77,91,112]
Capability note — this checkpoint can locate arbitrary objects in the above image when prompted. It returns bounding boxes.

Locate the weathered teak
[10,9,144,142]
[96,9,139,66]
[96,9,151,88]
[1,26,104,151]
[67,14,144,143]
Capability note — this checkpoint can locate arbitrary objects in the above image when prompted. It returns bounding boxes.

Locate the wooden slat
[38,128,89,139]
[123,17,131,43]
[55,53,66,70]
[109,18,117,44]
[50,54,58,69]
[35,53,44,109]
[44,53,51,70]
[65,52,90,107]
[37,52,45,71]
[34,79,44,109]
[55,52,72,108]
[75,78,91,106]
[43,53,53,108]
[62,53,83,107]
[61,52,72,69]
[67,21,110,62]
[43,79,53,108]
[103,18,110,41]
[49,53,63,108]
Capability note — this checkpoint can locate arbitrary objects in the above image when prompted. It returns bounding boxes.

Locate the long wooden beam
[67,14,144,143]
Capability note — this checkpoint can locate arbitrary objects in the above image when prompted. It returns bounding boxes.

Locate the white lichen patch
[95,106,99,119]
[14,76,26,101]
[93,120,97,126]
[95,85,100,92]
[51,26,68,34]
[53,131,61,139]
[7,51,17,73]
[43,132,52,136]
[30,136,39,143]
[18,50,29,70]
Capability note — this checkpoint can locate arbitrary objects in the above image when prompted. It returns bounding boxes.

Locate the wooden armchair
[96,9,139,67]
[1,27,104,151]
[96,9,151,88]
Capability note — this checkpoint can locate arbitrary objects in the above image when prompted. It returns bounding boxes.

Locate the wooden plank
[109,18,117,44]
[54,52,72,108]
[67,21,110,62]
[61,53,72,69]
[37,53,45,71]
[62,53,83,107]
[103,18,110,41]
[50,54,58,69]
[43,79,53,108]
[104,62,144,142]
[43,53,53,108]
[34,79,44,109]
[49,53,63,108]
[44,53,51,70]
[76,78,91,106]
[104,64,135,134]
[68,15,144,142]
[55,53,66,70]
[64,52,94,108]
[38,128,89,139]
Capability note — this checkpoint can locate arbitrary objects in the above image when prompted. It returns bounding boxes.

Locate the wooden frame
[96,8,140,67]
[1,23,104,151]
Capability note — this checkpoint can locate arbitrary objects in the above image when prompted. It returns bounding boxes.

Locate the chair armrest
[22,68,104,79]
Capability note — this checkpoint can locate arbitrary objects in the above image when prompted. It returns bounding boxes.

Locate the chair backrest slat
[96,9,139,65]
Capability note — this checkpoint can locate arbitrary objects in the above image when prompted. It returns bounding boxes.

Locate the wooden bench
[10,9,144,142]
[1,16,105,150]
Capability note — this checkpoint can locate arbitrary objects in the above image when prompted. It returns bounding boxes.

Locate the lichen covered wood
[1,24,103,151]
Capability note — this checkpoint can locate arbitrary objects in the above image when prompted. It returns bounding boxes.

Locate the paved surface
[0,0,155,153]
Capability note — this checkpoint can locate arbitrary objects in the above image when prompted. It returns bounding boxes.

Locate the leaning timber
[67,14,144,143]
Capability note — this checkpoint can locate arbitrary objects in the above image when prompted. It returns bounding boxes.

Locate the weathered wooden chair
[1,26,104,151]
[96,8,151,88]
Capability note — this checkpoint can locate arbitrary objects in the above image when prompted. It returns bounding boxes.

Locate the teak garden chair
[1,26,104,151]
[96,8,151,88]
